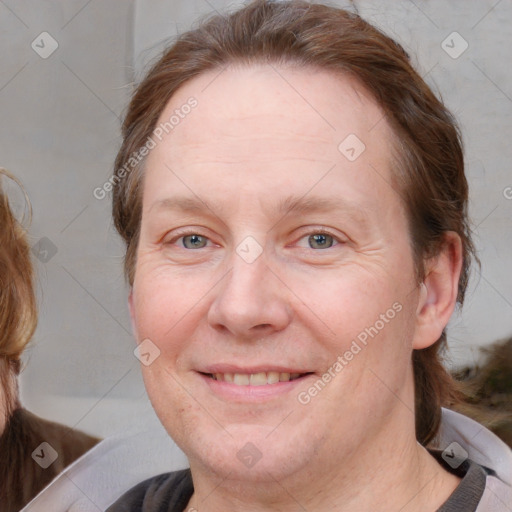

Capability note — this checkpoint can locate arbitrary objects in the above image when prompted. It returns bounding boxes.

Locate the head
[0,168,37,430]
[112,0,475,479]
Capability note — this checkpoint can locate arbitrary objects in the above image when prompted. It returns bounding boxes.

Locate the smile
[209,372,305,385]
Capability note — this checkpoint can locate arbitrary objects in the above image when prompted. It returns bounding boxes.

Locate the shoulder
[477,472,512,512]
[435,408,512,511]
[106,468,193,512]
[0,408,100,511]
[431,452,512,512]
[19,409,99,456]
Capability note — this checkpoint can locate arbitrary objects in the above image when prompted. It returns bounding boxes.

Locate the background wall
[0,0,509,439]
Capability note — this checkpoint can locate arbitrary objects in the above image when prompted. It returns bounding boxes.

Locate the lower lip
[198,372,313,402]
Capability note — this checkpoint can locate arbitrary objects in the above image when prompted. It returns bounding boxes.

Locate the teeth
[249,372,268,386]
[267,371,280,384]
[210,371,305,385]
[233,373,250,385]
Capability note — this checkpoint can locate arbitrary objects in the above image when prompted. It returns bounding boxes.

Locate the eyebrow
[149,194,371,227]
[273,195,371,229]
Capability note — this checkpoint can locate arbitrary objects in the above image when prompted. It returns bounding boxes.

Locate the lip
[197,370,315,402]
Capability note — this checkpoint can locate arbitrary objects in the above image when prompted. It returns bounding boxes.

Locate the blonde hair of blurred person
[0,168,36,429]
[0,168,99,512]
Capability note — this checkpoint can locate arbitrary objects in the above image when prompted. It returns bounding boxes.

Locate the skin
[129,64,463,511]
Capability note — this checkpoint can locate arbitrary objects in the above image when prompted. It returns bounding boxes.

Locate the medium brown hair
[0,169,37,422]
[112,0,476,445]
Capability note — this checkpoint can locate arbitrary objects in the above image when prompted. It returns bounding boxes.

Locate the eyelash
[164,228,343,250]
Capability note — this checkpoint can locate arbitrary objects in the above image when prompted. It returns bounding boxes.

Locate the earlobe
[412,232,463,350]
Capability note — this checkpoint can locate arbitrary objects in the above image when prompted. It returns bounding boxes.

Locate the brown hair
[112,0,476,445]
[0,168,37,423]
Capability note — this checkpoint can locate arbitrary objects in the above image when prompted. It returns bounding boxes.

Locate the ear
[128,289,140,343]
[413,231,463,350]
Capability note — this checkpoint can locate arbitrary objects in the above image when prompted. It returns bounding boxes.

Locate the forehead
[159,64,388,156]
[142,64,401,220]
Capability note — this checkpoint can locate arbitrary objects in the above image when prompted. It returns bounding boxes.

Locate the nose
[207,249,293,341]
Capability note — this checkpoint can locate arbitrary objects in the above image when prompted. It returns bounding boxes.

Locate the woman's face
[129,64,422,482]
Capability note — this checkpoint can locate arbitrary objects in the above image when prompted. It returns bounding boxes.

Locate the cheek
[297,267,400,338]
[296,264,415,387]
[132,270,199,345]
[131,264,225,373]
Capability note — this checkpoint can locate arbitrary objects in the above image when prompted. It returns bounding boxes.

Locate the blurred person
[452,336,512,448]
[105,1,512,511]
[0,168,99,512]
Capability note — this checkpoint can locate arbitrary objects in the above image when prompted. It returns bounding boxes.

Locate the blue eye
[182,234,208,249]
[168,230,340,252]
[308,233,335,249]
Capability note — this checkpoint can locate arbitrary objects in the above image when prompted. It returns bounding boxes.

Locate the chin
[178,421,320,483]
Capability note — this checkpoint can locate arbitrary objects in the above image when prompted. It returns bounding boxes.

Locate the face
[129,64,422,482]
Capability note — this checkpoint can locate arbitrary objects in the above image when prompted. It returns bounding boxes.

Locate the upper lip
[199,364,312,374]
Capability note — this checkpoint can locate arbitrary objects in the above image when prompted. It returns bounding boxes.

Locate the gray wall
[0,0,509,438]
